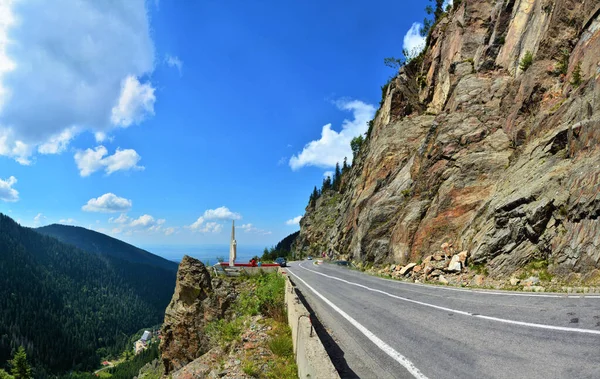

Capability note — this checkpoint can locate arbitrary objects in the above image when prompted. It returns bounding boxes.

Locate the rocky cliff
[296,0,600,280]
[160,256,237,374]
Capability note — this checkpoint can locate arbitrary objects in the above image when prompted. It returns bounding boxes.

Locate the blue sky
[0,0,429,250]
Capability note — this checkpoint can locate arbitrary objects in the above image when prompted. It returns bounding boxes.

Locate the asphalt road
[285,261,600,379]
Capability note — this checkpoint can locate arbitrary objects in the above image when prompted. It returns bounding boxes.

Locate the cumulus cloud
[238,223,271,235]
[165,54,183,76]
[285,216,302,226]
[109,213,168,234]
[0,0,155,164]
[0,176,18,202]
[33,213,46,227]
[82,193,132,213]
[403,23,426,58]
[289,100,375,170]
[37,127,77,154]
[164,227,177,236]
[58,218,76,225]
[204,206,242,220]
[111,75,156,127]
[74,146,144,177]
[187,206,241,233]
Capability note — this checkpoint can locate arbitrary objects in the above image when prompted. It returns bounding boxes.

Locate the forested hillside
[37,224,177,271]
[0,214,176,376]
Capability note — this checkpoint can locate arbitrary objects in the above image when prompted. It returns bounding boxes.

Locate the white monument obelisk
[229,220,237,267]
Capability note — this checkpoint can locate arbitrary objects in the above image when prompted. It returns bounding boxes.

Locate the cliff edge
[296,0,600,282]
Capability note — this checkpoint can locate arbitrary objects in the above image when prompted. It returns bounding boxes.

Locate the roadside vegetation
[204,272,297,378]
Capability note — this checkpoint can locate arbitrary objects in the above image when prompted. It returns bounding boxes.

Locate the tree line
[0,214,175,377]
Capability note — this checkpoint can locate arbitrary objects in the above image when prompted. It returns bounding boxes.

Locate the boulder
[400,263,417,275]
[422,255,433,265]
[509,277,520,286]
[438,275,449,285]
[413,265,423,274]
[161,256,237,374]
[429,269,443,278]
[447,255,462,272]
[472,275,485,286]
[522,276,540,286]
[457,251,469,265]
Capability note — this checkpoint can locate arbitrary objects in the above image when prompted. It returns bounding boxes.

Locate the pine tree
[10,347,32,379]
[342,157,349,174]
[322,176,332,192]
[309,186,319,207]
[333,163,342,191]
[0,369,14,379]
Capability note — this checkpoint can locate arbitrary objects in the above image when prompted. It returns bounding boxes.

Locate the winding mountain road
[285,261,600,379]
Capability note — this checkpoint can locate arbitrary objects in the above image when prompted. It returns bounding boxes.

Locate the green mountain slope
[36,224,177,272]
[0,214,176,376]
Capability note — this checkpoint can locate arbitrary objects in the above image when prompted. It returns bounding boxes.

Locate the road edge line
[287,267,429,379]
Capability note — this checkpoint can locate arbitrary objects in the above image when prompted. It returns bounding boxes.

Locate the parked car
[275,257,287,267]
[307,256,313,260]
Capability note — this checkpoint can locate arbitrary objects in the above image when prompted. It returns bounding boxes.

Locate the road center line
[297,263,600,335]
[286,267,429,379]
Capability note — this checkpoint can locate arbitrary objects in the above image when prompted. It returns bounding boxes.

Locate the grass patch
[268,333,293,358]
[517,259,552,282]
[242,361,260,377]
[205,318,243,346]
[468,262,489,276]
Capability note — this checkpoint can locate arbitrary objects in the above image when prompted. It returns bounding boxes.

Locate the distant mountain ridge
[37,224,177,272]
[0,214,177,376]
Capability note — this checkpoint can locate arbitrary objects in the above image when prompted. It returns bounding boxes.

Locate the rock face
[295,0,600,279]
[160,256,237,374]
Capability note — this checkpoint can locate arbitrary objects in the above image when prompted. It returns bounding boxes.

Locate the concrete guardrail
[282,270,340,379]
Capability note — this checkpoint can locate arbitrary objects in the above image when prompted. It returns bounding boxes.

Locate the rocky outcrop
[160,256,237,374]
[296,0,600,279]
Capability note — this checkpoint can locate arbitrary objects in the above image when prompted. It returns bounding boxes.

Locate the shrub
[555,48,570,76]
[571,62,582,87]
[519,51,533,72]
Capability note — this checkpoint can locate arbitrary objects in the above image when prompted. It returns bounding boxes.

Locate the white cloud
[33,213,46,227]
[109,213,130,224]
[94,132,114,143]
[82,193,132,213]
[74,146,144,177]
[238,223,271,235]
[0,175,18,202]
[187,207,241,233]
[109,212,169,233]
[59,218,76,224]
[204,206,242,221]
[0,0,155,164]
[285,216,302,226]
[289,100,375,170]
[102,148,144,175]
[129,214,165,231]
[403,23,426,58]
[188,219,222,233]
[37,127,77,155]
[165,54,183,76]
[111,75,156,127]
[164,227,177,236]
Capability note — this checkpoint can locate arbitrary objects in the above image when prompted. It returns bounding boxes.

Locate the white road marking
[296,262,600,335]
[286,268,429,379]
